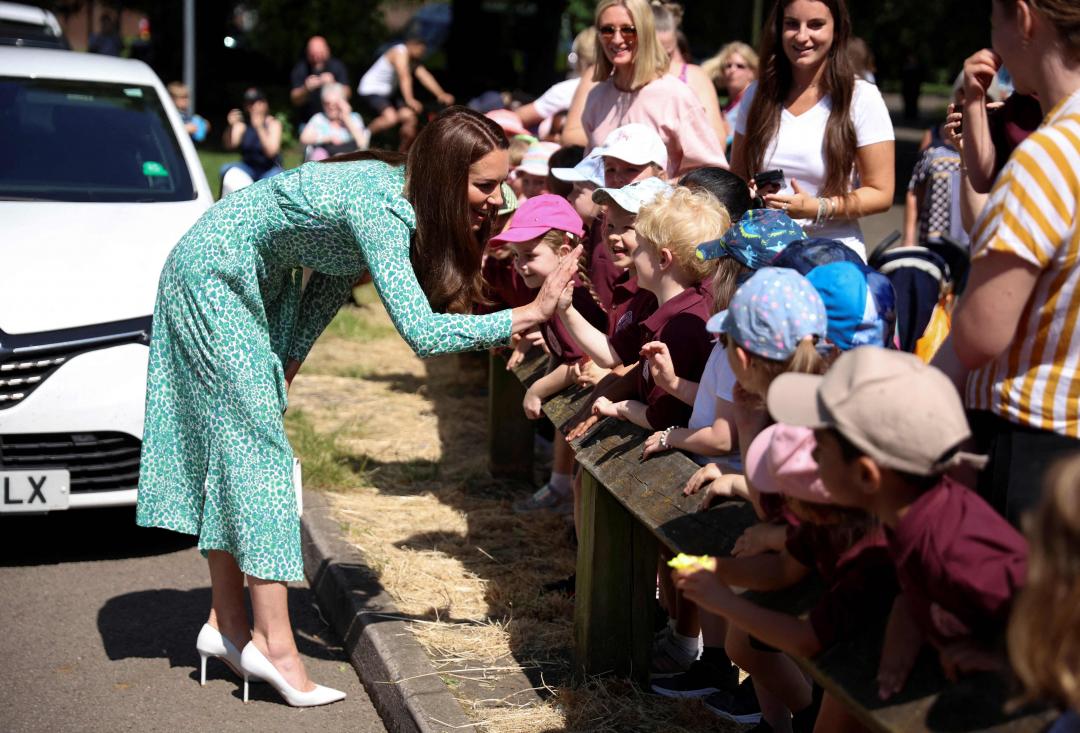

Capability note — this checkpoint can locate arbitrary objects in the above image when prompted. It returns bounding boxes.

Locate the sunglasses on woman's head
[598,24,637,39]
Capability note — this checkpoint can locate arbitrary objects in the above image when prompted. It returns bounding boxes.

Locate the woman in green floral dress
[136,107,579,705]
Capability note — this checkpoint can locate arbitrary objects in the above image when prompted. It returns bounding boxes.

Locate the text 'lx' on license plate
[1,470,70,512]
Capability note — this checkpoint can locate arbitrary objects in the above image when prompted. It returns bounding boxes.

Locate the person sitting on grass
[768,347,1028,701]
[674,423,899,732]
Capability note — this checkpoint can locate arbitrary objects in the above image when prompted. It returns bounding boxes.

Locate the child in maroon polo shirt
[768,347,1028,700]
[563,185,724,431]
[489,195,607,515]
[674,424,899,732]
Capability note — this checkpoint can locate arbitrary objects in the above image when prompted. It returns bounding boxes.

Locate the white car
[0,47,212,512]
[0,1,67,48]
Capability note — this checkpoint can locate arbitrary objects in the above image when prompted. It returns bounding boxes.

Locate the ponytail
[751,336,828,386]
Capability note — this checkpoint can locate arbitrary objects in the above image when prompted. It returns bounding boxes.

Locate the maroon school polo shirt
[541,275,608,365]
[786,523,898,649]
[586,216,624,314]
[608,272,657,364]
[634,284,713,430]
[886,476,1028,644]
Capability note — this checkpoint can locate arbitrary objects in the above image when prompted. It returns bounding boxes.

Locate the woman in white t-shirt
[730,0,894,260]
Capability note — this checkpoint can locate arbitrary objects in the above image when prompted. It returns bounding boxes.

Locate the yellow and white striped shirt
[967,89,1080,437]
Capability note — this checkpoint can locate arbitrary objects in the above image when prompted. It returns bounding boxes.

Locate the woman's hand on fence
[641,430,672,459]
[640,341,677,393]
[683,463,722,496]
[534,245,584,320]
[732,522,786,557]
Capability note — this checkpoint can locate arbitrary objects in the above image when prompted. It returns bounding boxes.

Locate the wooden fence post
[487,350,534,481]
[573,468,657,686]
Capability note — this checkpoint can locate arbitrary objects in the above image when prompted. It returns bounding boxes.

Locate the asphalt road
[0,506,387,733]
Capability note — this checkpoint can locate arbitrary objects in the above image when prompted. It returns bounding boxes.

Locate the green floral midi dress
[135,160,512,581]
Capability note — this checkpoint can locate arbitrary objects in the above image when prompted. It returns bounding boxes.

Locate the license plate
[0,470,70,512]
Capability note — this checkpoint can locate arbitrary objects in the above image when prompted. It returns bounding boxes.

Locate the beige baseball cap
[767,347,985,476]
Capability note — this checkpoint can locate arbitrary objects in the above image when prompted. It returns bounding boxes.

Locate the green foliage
[240,0,387,79]
[324,304,396,342]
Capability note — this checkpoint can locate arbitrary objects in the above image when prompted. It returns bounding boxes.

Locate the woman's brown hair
[740,0,857,199]
[995,0,1080,53]
[324,106,508,314]
[1007,454,1080,711]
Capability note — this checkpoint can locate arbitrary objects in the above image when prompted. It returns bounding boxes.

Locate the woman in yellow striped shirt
[945,0,1080,525]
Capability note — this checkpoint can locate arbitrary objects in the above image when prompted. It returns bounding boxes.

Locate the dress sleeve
[286,272,353,363]
[345,185,513,357]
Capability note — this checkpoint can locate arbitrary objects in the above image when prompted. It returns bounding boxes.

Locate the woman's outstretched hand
[534,245,583,320]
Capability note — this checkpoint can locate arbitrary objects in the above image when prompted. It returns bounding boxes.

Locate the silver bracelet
[659,426,678,450]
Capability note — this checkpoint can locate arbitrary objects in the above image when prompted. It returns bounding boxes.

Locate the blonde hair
[592,0,670,90]
[748,338,827,384]
[508,137,530,168]
[635,186,729,283]
[701,41,760,89]
[711,257,751,313]
[572,27,598,71]
[1008,454,1080,711]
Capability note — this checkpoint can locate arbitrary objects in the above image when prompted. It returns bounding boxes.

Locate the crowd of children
[478,101,1079,731]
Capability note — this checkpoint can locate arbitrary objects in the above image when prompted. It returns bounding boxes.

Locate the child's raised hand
[732,522,786,557]
[640,341,678,393]
[571,358,608,387]
[683,463,722,496]
[877,594,925,700]
[556,282,574,313]
[522,387,543,420]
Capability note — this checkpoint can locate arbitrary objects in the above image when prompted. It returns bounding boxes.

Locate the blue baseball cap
[592,176,672,214]
[696,209,806,268]
[706,267,827,361]
[551,150,605,188]
[806,262,896,350]
[770,238,863,275]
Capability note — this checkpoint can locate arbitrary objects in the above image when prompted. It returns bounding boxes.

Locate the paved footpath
[0,507,387,733]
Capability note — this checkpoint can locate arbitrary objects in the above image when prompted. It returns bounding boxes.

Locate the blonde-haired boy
[572,184,724,430]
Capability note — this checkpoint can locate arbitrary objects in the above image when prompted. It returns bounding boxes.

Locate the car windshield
[0,76,196,202]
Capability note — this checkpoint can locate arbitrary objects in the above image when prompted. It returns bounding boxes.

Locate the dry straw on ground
[286,291,740,732]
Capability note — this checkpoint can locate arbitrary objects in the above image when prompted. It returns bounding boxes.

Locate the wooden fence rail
[487,349,1051,733]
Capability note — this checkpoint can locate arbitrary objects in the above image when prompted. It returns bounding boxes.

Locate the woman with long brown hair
[561,0,726,177]
[730,0,894,261]
[135,106,580,707]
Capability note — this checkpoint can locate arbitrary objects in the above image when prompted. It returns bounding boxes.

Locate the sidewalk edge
[301,490,475,733]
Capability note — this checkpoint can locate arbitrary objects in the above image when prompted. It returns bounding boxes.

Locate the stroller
[869,233,970,354]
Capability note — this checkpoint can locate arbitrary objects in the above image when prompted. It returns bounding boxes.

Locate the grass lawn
[196,145,304,200]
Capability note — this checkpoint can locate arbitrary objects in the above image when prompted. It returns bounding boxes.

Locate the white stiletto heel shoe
[195,624,261,685]
[239,642,346,707]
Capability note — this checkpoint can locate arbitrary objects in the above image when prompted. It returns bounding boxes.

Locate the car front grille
[0,432,141,493]
[0,316,152,409]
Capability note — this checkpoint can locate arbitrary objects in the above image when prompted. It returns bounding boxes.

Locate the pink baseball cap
[488,194,585,246]
[745,424,833,504]
[485,108,529,138]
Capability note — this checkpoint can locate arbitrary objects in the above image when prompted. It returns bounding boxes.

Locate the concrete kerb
[301,490,475,733]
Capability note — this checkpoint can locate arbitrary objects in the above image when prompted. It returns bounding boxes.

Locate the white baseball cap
[594,123,668,171]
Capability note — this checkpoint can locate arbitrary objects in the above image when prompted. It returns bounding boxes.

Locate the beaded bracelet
[659,426,678,450]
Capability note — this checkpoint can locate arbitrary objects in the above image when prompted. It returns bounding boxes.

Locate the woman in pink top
[561,0,727,177]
